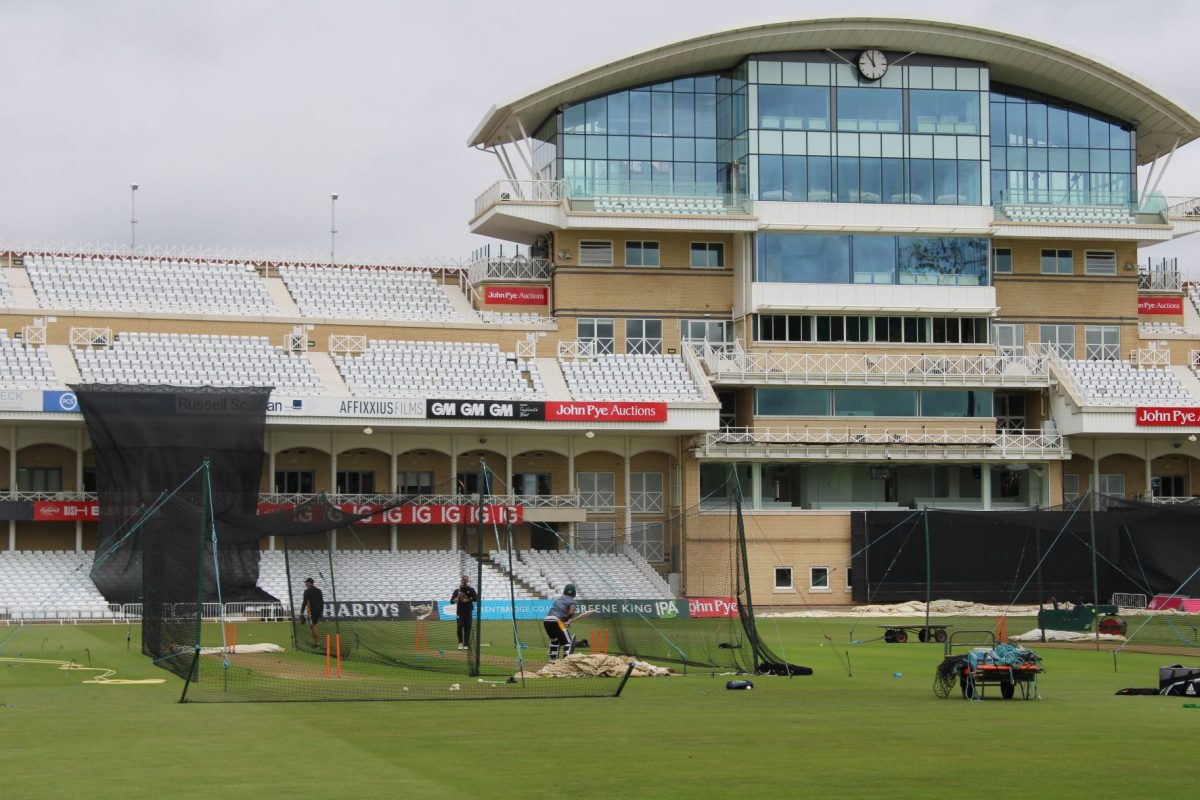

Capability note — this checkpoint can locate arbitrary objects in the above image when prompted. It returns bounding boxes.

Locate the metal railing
[688,341,1050,386]
[1138,258,1183,291]
[258,492,584,509]
[328,334,367,356]
[467,256,552,285]
[473,179,565,219]
[698,426,1069,459]
[69,326,112,348]
[1130,348,1171,368]
[557,339,597,360]
[1164,195,1200,217]
[8,491,97,501]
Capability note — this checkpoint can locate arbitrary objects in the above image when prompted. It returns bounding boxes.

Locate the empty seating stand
[74,332,321,391]
[492,549,673,600]
[0,551,114,620]
[335,339,544,398]
[1139,321,1187,336]
[1062,359,1192,406]
[280,266,459,321]
[0,330,57,388]
[25,255,278,315]
[592,195,727,215]
[256,549,536,602]
[560,354,707,402]
[1002,205,1137,225]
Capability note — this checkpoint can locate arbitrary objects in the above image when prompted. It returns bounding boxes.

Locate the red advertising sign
[544,401,668,422]
[484,286,548,305]
[1135,407,1200,426]
[256,503,523,526]
[687,596,740,618]
[1138,297,1184,315]
[33,500,100,521]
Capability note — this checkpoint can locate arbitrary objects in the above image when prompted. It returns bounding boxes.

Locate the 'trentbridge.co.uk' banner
[1136,407,1200,426]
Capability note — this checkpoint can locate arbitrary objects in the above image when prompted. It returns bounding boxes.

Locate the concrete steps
[534,357,570,400]
[3,265,41,308]
[46,345,81,387]
[307,351,349,394]
[263,276,301,315]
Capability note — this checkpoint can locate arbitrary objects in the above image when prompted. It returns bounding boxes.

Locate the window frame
[1040,248,1073,275]
[577,317,615,355]
[630,471,665,514]
[579,240,614,267]
[577,521,617,555]
[577,472,616,512]
[993,247,1013,274]
[1039,324,1076,359]
[1062,473,1081,502]
[810,566,831,592]
[625,240,661,268]
[625,318,663,355]
[690,241,725,268]
[774,566,794,593]
[1084,250,1117,276]
[629,521,665,562]
[335,470,376,495]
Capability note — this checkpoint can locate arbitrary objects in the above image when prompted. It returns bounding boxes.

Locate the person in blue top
[542,583,577,662]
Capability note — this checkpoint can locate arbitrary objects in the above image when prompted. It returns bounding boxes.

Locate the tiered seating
[593,195,727,215]
[74,332,321,391]
[561,354,708,402]
[1061,359,1192,406]
[280,266,458,321]
[0,329,57,387]
[1139,321,1187,336]
[25,255,278,315]
[1003,205,1137,224]
[499,549,673,599]
[0,271,11,306]
[256,550,536,602]
[335,340,543,398]
[0,551,113,619]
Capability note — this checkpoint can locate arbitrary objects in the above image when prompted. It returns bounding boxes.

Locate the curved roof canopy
[469,17,1200,165]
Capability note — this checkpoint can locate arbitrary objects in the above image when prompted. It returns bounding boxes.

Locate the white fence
[473,179,565,219]
[0,601,290,624]
[700,426,1069,460]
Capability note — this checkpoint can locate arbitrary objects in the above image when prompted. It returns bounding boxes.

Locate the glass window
[691,242,725,268]
[335,471,376,494]
[837,156,859,202]
[1040,324,1075,359]
[398,471,434,495]
[681,319,731,343]
[577,473,616,512]
[275,470,314,494]
[920,390,993,417]
[577,318,615,355]
[577,522,617,555]
[579,240,613,266]
[807,156,833,201]
[909,90,980,134]
[1084,250,1116,275]
[993,247,1013,274]
[758,85,830,130]
[673,93,695,137]
[651,92,673,136]
[852,235,896,284]
[1063,473,1081,502]
[629,91,652,136]
[625,241,660,267]
[629,522,664,562]
[756,388,830,416]
[607,92,629,135]
[757,233,849,283]
[833,389,918,417]
[1084,325,1120,360]
[836,88,903,132]
[625,319,663,355]
[774,567,794,590]
[995,323,1024,359]
[759,154,784,200]
[897,236,988,286]
[908,159,933,204]
[810,567,830,590]
[1040,249,1073,275]
[630,472,664,513]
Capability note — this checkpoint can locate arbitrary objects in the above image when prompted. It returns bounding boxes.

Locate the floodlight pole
[330,193,339,266]
[130,183,139,255]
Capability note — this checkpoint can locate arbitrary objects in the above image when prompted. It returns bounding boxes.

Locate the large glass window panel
[759,155,784,200]
[908,159,933,204]
[564,104,586,134]
[651,92,673,136]
[758,85,830,130]
[1025,102,1048,146]
[1005,102,1026,145]
[629,91,652,136]
[757,233,850,283]
[674,137,695,162]
[837,157,859,202]
[756,388,830,416]
[783,155,806,201]
[920,390,993,417]
[695,94,717,137]
[934,160,959,204]
[898,236,988,286]
[1040,324,1075,359]
[1068,110,1089,147]
[1047,106,1069,147]
[990,101,1006,143]
[852,235,896,284]
[836,88,903,132]
[578,318,615,354]
[1089,116,1110,149]
[696,138,717,162]
[957,161,981,205]
[909,90,980,134]
[607,92,629,135]
[1084,324,1120,360]
[807,156,832,201]
[882,158,905,203]
[833,389,918,417]
[585,98,607,134]
[1110,124,1131,149]
[674,93,695,137]
[859,158,882,203]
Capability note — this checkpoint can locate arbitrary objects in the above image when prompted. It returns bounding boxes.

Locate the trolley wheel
[895,629,909,643]
[934,628,948,644]
[883,629,897,643]
[918,628,929,643]
[1001,681,1016,700]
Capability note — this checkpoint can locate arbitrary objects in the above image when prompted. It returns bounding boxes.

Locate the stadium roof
[469,17,1200,165]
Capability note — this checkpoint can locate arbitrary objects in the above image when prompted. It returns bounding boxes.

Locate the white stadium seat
[560,354,708,402]
[335,339,545,399]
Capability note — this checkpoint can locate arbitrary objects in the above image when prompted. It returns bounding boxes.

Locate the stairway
[307,351,349,394]
[262,276,301,316]
[46,345,81,386]
[534,357,570,399]
[1171,365,1200,401]
[3,265,41,308]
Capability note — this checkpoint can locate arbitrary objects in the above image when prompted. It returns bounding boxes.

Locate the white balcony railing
[258,492,584,509]
[687,341,1050,387]
[697,427,1069,460]
[1164,196,1200,217]
[557,339,597,360]
[467,256,552,285]
[473,180,565,219]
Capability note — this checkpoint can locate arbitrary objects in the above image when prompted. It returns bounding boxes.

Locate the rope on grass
[0,656,165,685]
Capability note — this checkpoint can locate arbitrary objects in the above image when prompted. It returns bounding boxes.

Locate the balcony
[563,180,749,216]
[1137,258,1182,292]
[259,492,587,523]
[467,255,552,285]
[696,427,1069,461]
[688,341,1050,388]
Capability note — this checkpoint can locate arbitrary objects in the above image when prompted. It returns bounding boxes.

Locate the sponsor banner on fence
[267,396,425,418]
[323,600,439,620]
[484,286,548,306]
[0,390,47,412]
[426,399,546,421]
[439,599,553,620]
[34,500,100,521]
[257,503,523,525]
[577,599,689,619]
[544,401,668,423]
[1138,296,1184,315]
[1135,407,1200,427]
[42,390,80,413]
[686,596,740,618]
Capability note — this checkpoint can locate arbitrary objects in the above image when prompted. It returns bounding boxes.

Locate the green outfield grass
[0,618,1194,799]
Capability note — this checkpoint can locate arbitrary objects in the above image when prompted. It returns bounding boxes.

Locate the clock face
[858,49,888,81]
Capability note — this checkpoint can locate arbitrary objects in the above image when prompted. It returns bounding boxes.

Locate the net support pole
[923,509,932,635]
[614,661,637,697]
[734,483,762,670]
[1089,492,1100,649]
[472,459,487,678]
[1035,525,1045,644]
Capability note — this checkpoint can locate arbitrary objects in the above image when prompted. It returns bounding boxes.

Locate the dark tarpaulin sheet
[851,500,1200,604]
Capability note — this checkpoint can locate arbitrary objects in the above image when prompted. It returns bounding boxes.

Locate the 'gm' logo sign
[42,391,79,413]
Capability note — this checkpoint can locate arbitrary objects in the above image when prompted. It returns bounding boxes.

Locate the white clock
[857,49,888,81]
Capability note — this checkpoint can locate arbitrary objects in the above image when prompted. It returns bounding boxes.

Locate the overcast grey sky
[1,0,1198,265]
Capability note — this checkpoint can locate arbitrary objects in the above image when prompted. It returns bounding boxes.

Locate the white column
[567,438,576,549]
[1144,441,1153,500]
[1092,440,1102,510]
[450,434,459,550]
[981,464,992,510]
[267,431,276,551]
[750,463,763,510]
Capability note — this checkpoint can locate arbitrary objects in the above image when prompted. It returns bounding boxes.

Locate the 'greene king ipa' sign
[1136,407,1200,426]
